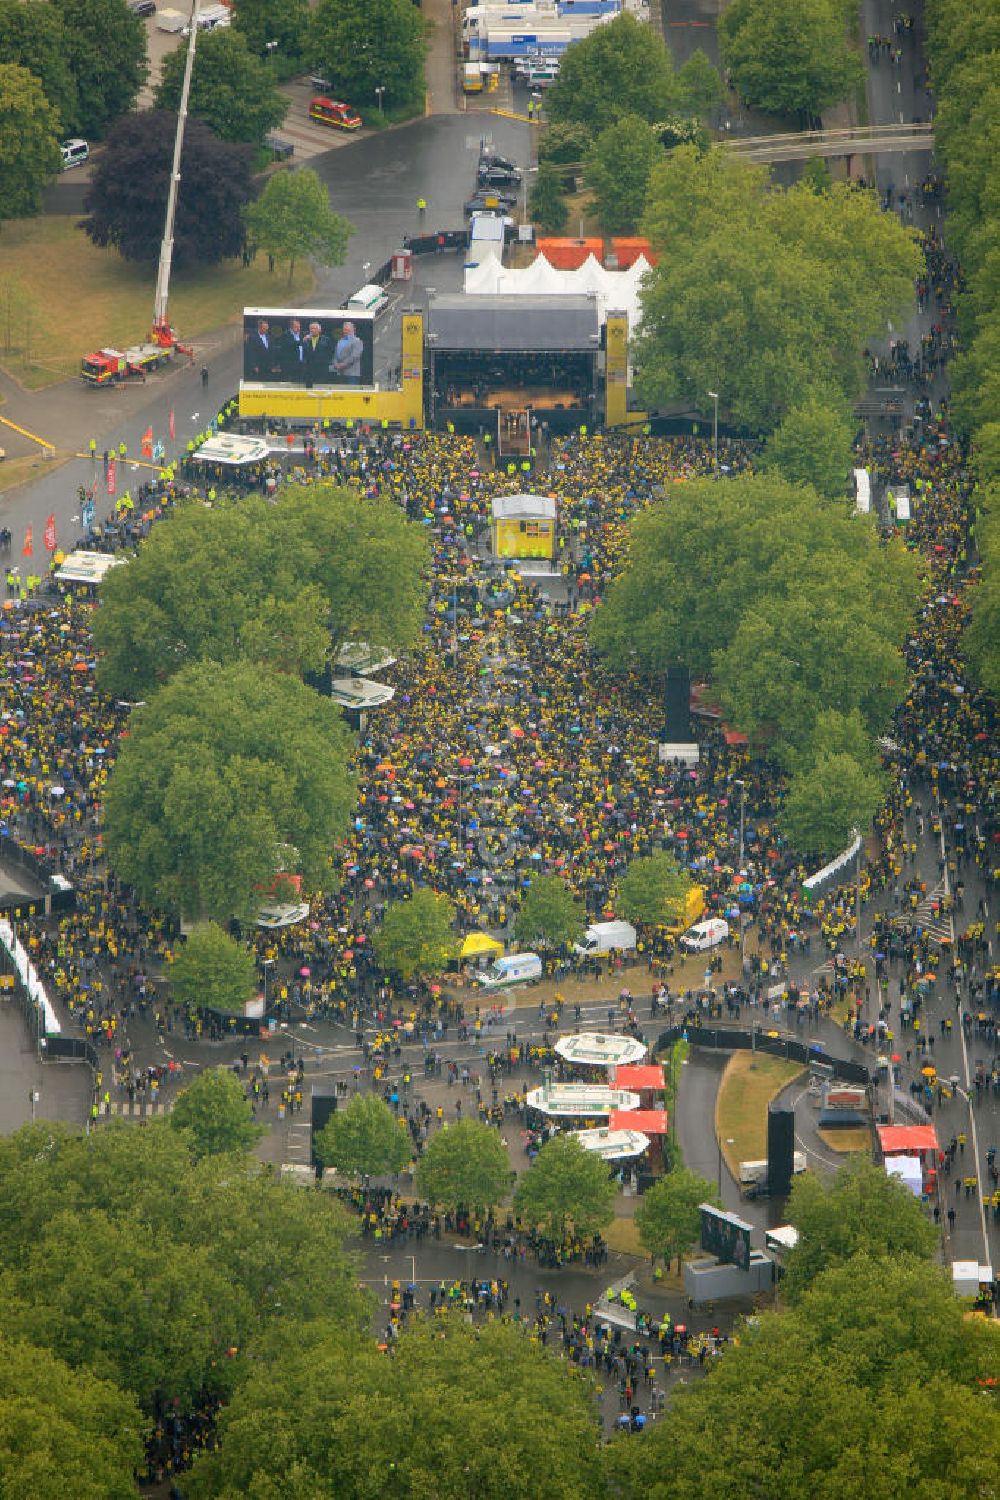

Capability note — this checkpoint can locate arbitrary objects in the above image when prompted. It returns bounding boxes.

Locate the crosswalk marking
[101,1098,171,1119]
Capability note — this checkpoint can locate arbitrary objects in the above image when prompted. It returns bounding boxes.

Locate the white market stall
[463,252,653,332]
[555,1032,647,1070]
[526,1081,641,1118]
[572,1126,650,1161]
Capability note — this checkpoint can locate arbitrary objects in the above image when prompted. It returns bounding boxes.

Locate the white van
[524,60,560,88]
[573,920,637,957]
[477,952,543,989]
[681,917,729,953]
[348,283,391,319]
[60,139,89,170]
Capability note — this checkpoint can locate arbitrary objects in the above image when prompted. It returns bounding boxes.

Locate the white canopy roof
[463,251,652,330]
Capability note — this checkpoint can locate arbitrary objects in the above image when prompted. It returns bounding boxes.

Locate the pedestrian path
[101,1097,171,1119]
[912,880,953,945]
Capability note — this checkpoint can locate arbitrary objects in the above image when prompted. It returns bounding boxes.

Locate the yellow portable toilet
[490,493,557,560]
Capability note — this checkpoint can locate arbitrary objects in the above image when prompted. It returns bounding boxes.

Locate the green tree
[0,0,78,134]
[585,114,660,234]
[529,160,568,234]
[315,1093,412,1178]
[612,1256,998,1500]
[802,155,834,193]
[414,1119,513,1213]
[761,393,856,500]
[674,48,725,120]
[82,112,255,267]
[49,0,147,139]
[616,851,692,930]
[232,0,309,62]
[781,1157,938,1303]
[637,149,921,431]
[373,889,457,983]
[103,661,357,923]
[188,1316,603,1500]
[546,14,678,134]
[168,923,258,1016]
[170,1066,265,1158]
[0,1335,145,1500]
[634,1167,718,1270]
[308,0,428,117]
[243,167,352,286]
[513,1133,616,1242]
[719,0,864,119]
[779,750,885,856]
[93,488,427,700]
[0,1208,252,1410]
[155,27,289,145]
[538,120,593,164]
[965,510,1000,696]
[514,875,585,949]
[0,65,61,221]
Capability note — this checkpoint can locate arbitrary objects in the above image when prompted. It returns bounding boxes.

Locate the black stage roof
[426,294,600,353]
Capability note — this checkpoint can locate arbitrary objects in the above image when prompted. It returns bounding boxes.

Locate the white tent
[885,1154,923,1197]
[463,252,652,331]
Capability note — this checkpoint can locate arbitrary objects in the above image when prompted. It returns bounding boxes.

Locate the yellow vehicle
[463,63,484,93]
[661,884,706,937]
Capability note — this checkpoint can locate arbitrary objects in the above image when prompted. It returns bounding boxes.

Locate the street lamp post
[375,85,385,116]
[707,390,719,470]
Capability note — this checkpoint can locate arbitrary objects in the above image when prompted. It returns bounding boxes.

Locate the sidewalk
[424,0,460,117]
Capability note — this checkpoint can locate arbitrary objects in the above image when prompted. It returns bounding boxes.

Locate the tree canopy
[373,889,458,982]
[637,148,921,432]
[719,0,863,119]
[188,1316,603,1499]
[592,473,919,771]
[413,1119,513,1213]
[168,922,258,1016]
[93,487,428,700]
[170,1066,265,1158]
[0,1334,145,1500]
[155,26,289,146]
[232,0,310,64]
[0,0,78,135]
[308,0,428,117]
[761,393,856,500]
[611,1253,998,1500]
[513,1133,616,1242]
[49,0,147,138]
[315,1093,412,1179]
[780,1157,939,1303]
[82,111,254,267]
[634,1168,718,1270]
[243,167,352,285]
[546,14,679,135]
[513,875,585,949]
[103,660,357,922]
[529,162,569,235]
[778,749,885,856]
[585,115,660,235]
[0,1121,367,1420]
[0,64,61,222]
[615,851,692,930]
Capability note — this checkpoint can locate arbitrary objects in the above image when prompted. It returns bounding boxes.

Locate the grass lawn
[0,217,315,390]
[818,1125,872,1154]
[715,1051,804,1181]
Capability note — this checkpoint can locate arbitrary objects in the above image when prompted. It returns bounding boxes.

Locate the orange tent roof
[610,1108,669,1135]
[613,1065,665,1091]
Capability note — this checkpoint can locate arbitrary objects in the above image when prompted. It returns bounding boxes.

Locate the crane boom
[152,0,202,341]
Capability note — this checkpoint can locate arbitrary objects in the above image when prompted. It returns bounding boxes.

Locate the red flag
[169,409,175,441]
[22,526,32,558]
[44,514,57,552]
[141,426,153,459]
[106,457,116,496]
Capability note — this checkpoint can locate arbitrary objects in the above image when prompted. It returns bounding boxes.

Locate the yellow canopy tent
[460,932,504,960]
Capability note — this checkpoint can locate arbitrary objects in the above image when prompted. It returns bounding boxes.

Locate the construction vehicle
[80,1,201,385]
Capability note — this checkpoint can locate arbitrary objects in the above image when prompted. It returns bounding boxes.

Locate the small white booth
[555,1032,647,1070]
[526,1081,640,1118]
[573,1126,650,1161]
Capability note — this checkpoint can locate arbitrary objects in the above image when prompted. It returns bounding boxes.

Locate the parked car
[464,189,517,215]
[310,96,363,131]
[680,917,730,952]
[479,163,521,188]
[128,0,156,14]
